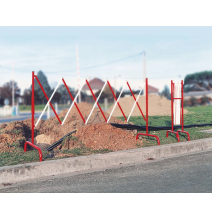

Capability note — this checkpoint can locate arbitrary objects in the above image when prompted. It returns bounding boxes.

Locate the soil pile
[0,102,141,153]
[0,122,30,153]
[37,102,127,145]
[58,123,140,151]
[71,123,140,151]
[107,94,188,117]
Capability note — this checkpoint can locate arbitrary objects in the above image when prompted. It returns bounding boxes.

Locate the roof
[148,84,159,93]
[184,90,212,97]
[82,78,116,91]
[82,77,159,93]
[82,78,105,91]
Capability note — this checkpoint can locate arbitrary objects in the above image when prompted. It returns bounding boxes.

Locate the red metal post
[86,80,107,123]
[166,80,180,142]
[32,71,34,144]
[62,78,85,124]
[176,80,190,141]
[34,76,62,125]
[136,78,160,145]
[171,80,173,131]
[24,141,42,162]
[146,78,148,134]
[126,81,146,121]
[107,81,127,121]
[181,80,184,131]
[136,133,160,145]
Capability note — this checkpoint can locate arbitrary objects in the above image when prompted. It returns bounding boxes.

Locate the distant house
[148,84,159,94]
[184,90,212,99]
[82,78,116,96]
[82,77,159,96]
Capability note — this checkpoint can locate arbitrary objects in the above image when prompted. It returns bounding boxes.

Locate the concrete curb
[1,137,212,184]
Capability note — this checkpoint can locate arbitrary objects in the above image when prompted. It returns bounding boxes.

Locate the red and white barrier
[24,72,162,161]
[127,82,145,122]
[107,86,125,123]
[166,80,190,141]
[132,78,160,145]
[86,81,107,124]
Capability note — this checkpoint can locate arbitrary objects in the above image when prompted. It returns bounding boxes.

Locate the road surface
[1,150,212,193]
[0,112,47,124]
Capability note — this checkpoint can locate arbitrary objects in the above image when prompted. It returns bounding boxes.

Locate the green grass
[19,103,113,112]
[11,129,22,135]
[62,147,113,156]
[117,105,212,147]
[19,105,47,111]
[19,104,70,112]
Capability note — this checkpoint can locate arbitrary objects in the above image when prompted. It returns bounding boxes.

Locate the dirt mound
[0,102,141,154]
[71,123,141,151]
[0,121,29,153]
[107,94,188,117]
[37,102,127,144]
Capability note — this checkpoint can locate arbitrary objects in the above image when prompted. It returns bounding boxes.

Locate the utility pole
[143,51,146,95]
[114,75,116,103]
[12,61,15,107]
[76,44,81,103]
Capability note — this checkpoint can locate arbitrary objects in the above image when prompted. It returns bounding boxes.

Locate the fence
[24,72,170,161]
[166,80,190,141]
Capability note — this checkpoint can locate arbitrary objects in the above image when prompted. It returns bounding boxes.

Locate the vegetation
[184,71,212,92]
[0,80,20,105]
[123,105,212,147]
[160,85,171,100]
[184,71,212,85]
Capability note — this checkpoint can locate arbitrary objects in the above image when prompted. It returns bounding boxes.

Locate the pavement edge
[0,137,212,184]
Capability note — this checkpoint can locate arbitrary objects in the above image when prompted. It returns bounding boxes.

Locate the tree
[56,84,75,104]
[0,80,21,105]
[33,71,51,104]
[23,88,40,105]
[160,85,171,100]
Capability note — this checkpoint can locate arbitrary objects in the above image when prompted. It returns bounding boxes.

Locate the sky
[1,26,212,94]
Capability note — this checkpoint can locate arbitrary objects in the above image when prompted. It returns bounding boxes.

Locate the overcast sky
[1,26,212,94]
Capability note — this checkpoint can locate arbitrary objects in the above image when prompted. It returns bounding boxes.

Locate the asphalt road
[1,150,212,193]
[0,112,47,124]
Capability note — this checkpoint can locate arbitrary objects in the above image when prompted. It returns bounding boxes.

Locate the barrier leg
[136,133,160,145]
[177,130,190,141]
[24,141,43,162]
[166,130,180,142]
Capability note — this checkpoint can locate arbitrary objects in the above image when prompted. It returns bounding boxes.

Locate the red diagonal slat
[107,81,127,121]
[126,81,146,121]
[62,78,85,124]
[34,76,62,124]
[86,79,107,123]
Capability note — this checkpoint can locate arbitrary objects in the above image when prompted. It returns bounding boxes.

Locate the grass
[11,129,21,135]
[19,103,114,112]
[1,105,212,167]
[118,105,212,147]
[62,147,113,156]
[19,104,70,112]
[19,105,47,111]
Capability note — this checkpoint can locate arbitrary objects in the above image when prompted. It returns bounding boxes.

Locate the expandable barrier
[24,71,86,161]
[24,72,161,161]
[166,80,190,141]
[134,78,160,145]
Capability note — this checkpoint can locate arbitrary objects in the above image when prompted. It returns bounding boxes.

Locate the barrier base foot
[24,141,43,162]
[136,133,160,145]
[166,130,180,142]
[177,130,190,141]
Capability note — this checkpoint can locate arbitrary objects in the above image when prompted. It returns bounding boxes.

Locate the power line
[0,53,142,75]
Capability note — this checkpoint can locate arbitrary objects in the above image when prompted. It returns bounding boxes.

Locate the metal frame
[135,78,160,145]
[166,80,190,141]
[25,71,87,161]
